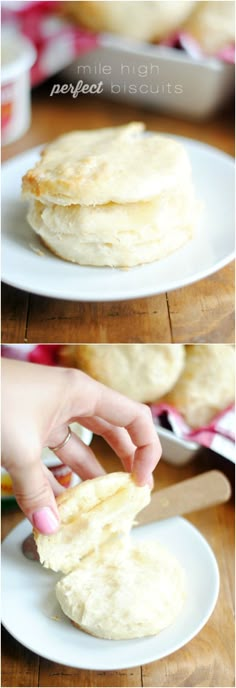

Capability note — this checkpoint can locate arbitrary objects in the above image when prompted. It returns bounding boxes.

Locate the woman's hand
[1,358,161,534]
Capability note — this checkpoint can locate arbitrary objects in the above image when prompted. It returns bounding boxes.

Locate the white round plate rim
[2,135,235,302]
[2,515,220,670]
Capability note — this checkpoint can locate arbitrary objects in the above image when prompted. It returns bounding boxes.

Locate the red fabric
[150,401,235,459]
[2,1,99,86]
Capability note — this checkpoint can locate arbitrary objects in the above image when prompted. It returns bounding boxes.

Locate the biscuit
[183,1,235,55]
[163,344,235,428]
[22,124,192,207]
[56,537,186,640]
[58,344,186,402]
[63,1,196,42]
[27,178,197,267]
[35,473,186,640]
[34,472,150,574]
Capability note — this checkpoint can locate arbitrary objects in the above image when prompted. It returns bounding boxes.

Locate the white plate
[2,137,234,302]
[2,516,219,670]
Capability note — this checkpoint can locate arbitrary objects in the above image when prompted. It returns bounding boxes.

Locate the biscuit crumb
[29,243,45,256]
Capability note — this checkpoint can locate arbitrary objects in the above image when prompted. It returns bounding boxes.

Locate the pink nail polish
[32,507,59,534]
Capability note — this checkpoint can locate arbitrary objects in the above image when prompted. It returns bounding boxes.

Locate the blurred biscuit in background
[182,1,235,55]
[59,344,186,403]
[162,344,235,428]
[63,1,196,42]
[59,344,235,429]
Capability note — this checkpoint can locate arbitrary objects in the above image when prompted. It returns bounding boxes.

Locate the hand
[2,359,161,534]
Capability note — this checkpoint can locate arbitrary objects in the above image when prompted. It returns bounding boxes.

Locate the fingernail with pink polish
[32,507,59,534]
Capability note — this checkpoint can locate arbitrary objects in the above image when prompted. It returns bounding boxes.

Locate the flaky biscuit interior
[34,473,187,640]
[34,472,150,573]
[56,536,186,640]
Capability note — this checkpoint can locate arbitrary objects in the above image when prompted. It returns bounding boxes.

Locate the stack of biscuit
[22,122,199,268]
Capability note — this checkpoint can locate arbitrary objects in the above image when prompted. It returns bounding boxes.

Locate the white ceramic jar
[1,29,36,145]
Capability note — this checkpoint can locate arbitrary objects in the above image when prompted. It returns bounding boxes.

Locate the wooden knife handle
[137,470,232,526]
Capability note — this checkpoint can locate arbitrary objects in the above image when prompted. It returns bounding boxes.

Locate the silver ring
[49,426,72,452]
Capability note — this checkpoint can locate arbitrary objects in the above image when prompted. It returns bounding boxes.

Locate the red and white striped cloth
[2,344,235,462]
[161,30,235,63]
[150,402,235,462]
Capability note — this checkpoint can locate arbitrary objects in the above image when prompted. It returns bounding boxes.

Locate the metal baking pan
[63,33,235,119]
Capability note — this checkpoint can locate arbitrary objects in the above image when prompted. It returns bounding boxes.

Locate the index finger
[68,370,162,485]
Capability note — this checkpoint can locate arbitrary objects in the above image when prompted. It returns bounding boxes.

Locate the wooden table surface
[1,88,235,345]
[1,437,235,688]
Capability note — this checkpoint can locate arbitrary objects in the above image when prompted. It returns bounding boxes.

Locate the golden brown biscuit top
[22,123,191,207]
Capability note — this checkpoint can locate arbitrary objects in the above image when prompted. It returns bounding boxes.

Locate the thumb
[10,455,60,534]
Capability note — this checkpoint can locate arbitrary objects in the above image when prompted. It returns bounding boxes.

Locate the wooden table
[2,437,235,688]
[1,88,235,344]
